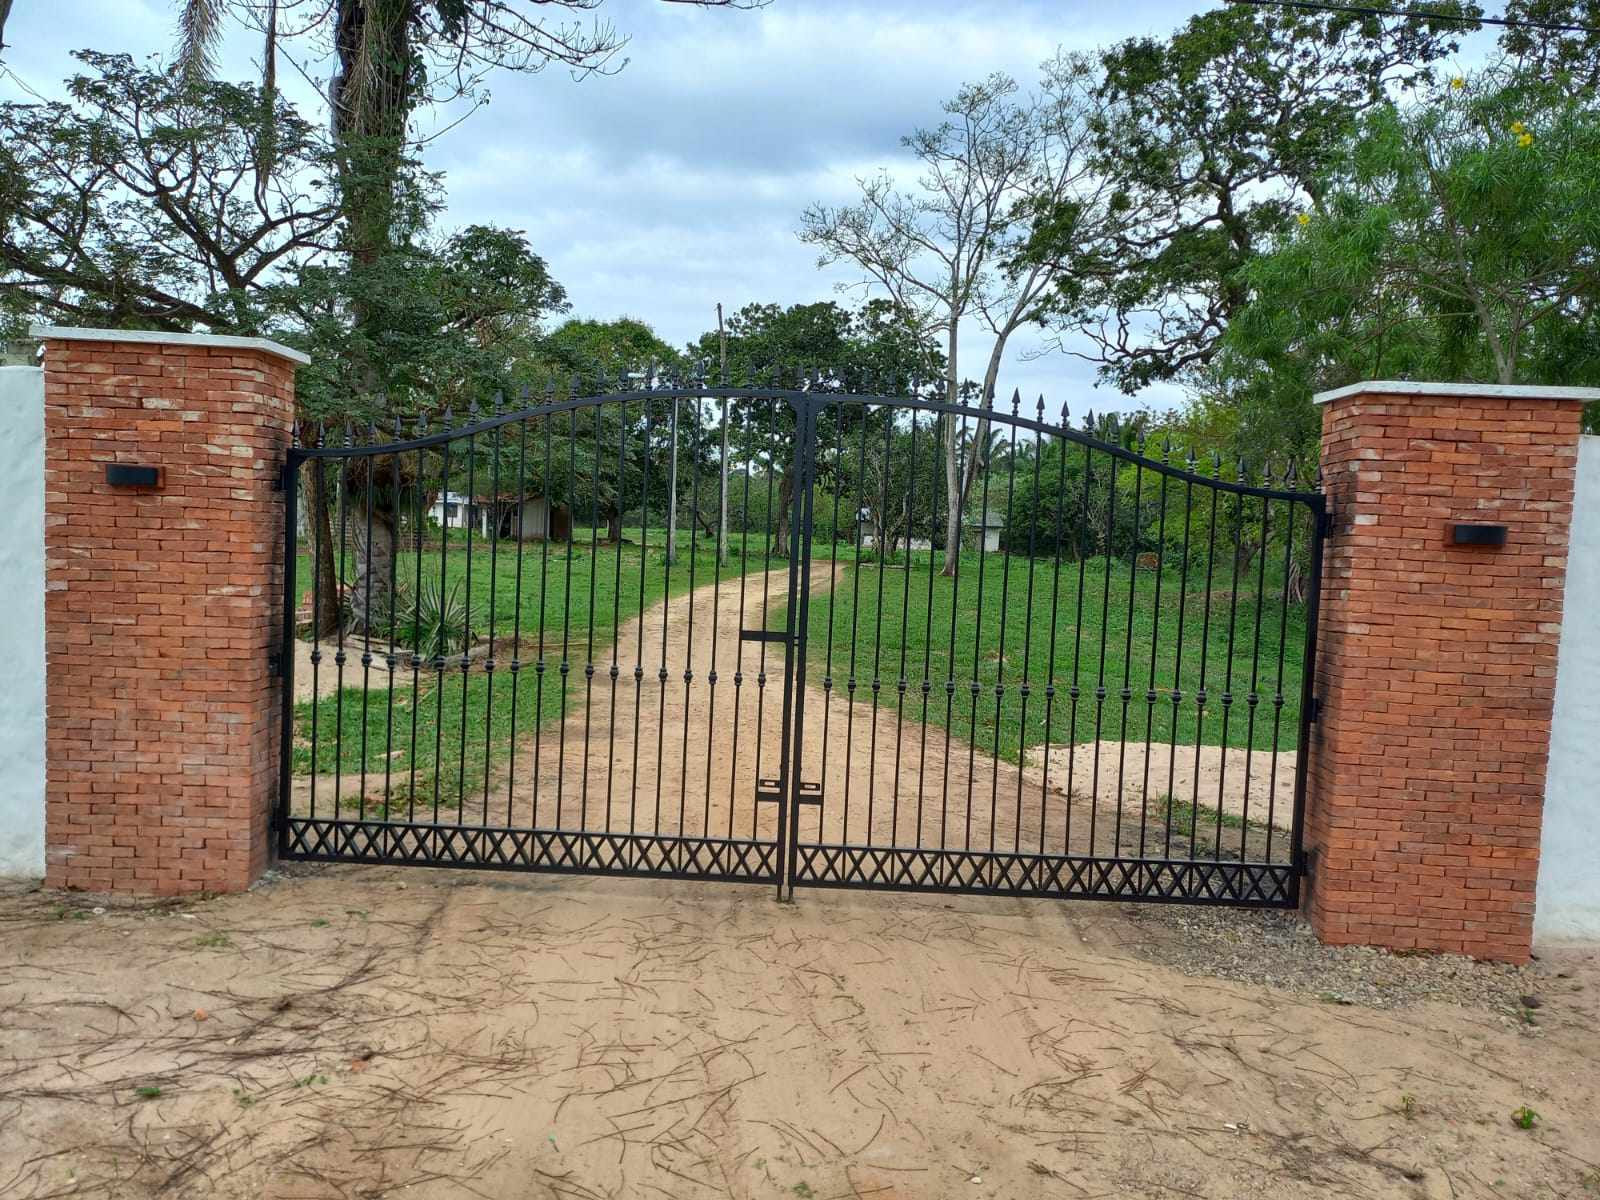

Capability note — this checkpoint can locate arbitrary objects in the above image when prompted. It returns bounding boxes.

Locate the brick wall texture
[1309,388,1586,962]
[42,337,295,894]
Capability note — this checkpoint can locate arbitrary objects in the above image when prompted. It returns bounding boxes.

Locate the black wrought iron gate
[277,381,1325,908]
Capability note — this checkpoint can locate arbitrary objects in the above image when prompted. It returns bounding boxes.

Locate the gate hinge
[272,463,289,493]
[268,648,283,678]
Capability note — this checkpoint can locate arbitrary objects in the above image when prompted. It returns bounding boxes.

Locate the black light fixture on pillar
[1451,522,1508,547]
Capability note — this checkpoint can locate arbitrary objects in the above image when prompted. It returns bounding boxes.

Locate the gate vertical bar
[770,394,809,899]
[782,394,821,899]
[276,451,302,859]
[1288,495,1328,893]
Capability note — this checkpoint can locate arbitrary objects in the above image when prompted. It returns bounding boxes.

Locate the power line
[1226,0,1600,34]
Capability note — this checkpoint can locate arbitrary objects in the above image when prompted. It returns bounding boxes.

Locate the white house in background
[854,507,932,552]
[428,491,571,542]
[429,491,476,531]
[853,504,1003,553]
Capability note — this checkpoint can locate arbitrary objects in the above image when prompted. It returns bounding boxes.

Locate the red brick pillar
[38,328,303,894]
[1307,381,1592,962]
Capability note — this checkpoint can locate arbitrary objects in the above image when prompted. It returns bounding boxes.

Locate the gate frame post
[779,394,821,900]
[1305,380,1595,961]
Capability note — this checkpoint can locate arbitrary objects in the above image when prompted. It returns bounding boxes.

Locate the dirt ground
[2,870,1596,1200]
[294,567,1296,866]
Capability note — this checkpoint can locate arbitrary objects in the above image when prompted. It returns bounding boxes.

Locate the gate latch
[740,629,790,644]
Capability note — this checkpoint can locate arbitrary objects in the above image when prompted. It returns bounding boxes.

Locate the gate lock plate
[755,779,823,806]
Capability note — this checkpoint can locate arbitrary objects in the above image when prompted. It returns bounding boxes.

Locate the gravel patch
[1123,905,1548,1019]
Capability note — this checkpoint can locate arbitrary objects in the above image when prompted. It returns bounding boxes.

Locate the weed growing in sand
[1510,1105,1540,1130]
[193,932,232,950]
[134,1086,161,1100]
[1398,1093,1418,1120]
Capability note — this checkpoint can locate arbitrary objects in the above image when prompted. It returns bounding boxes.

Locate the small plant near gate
[1510,1105,1540,1130]
[193,931,232,950]
[294,1074,329,1089]
[1398,1093,1418,1120]
[377,576,482,657]
[233,1089,256,1108]
[134,1086,162,1100]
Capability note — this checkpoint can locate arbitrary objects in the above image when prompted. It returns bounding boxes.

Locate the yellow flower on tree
[1297,212,1311,226]
[1451,76,1465,89]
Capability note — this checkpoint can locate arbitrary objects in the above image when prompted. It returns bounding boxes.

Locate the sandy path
[2,873,1593,1200]
[294,565,1298,863]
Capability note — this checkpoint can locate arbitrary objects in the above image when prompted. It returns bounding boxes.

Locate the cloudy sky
[0,0,1488,413]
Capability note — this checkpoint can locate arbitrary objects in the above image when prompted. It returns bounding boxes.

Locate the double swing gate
[278,379,1325,908]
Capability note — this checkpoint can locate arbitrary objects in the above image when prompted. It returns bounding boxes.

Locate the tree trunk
[666,396,679,564]
[550,502,573,543]
[348,498,396,631]
[940,324,961,578]
[328,0,412,625]
[717,305,730,567]
[772,472,793,558]
[717,403,730,566]
[606,507,622,543]
[302,459,342,636]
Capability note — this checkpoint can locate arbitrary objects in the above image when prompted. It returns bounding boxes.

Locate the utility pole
[717,302,730,567]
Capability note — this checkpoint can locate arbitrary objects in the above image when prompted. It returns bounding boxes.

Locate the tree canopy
[1022,2,1478,394]
[1214,62,1600,458]
[0,52,568,421]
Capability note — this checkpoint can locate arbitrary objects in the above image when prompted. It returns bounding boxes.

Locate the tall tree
[800,53,1116,577]
[533,316,682,543]
[175,0,764,335]
[0,53,569,630]
[1215,64,1600,460]
[1028,2,1476,394]
[171,0,760,623]
[0,52,339,331]
[686,300,939,557]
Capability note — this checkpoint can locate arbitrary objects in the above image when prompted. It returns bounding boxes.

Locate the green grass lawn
[792,548,1309,766]
[294,530,1310,809]
[291,529,782,806]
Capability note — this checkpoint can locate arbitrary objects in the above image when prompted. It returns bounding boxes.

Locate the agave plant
[378,577,481,658]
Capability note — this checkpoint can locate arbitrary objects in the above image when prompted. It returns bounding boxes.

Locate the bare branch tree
[800,53,1118,577]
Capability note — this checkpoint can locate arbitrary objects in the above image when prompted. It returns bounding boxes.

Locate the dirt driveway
[2,870,1595,1200]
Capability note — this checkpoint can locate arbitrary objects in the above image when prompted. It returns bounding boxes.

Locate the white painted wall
[0,366,45,878]
[1538,435,1600,943]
